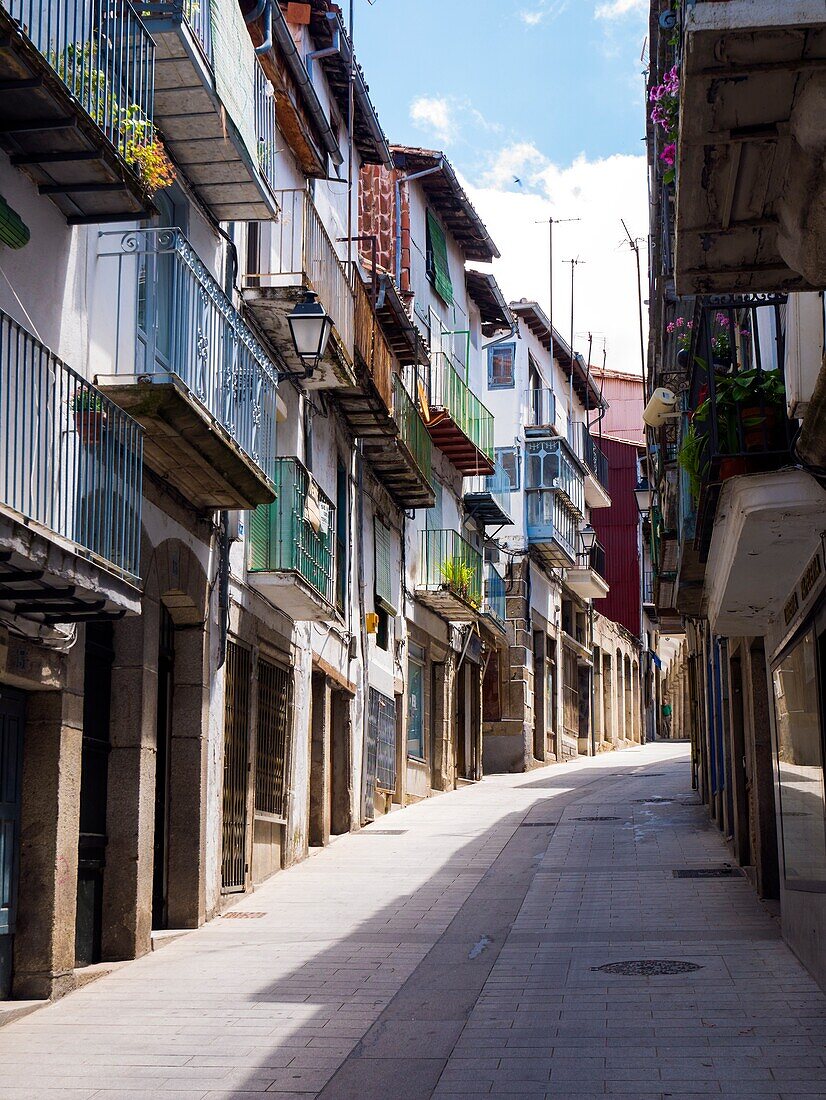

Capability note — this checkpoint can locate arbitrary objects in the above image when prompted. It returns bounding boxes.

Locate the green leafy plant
[441,557,480,608]
[72,391,104,412]
[677,420,707,503]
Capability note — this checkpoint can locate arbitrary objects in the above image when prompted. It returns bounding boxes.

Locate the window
[369,688,397,793]
[773,626,826,887]
[407,642,426,760]
[488,343,515,388]
[495,446,521,491]
[255,659,292,819]
[376,608,390,651]
[374,518,395,614]
[426,210,453,305]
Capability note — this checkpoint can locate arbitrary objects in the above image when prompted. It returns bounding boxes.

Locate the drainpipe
[394,160,444,287]
[306,12,339,79]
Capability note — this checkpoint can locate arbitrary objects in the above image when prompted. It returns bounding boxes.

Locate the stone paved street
[2,742,825,1099]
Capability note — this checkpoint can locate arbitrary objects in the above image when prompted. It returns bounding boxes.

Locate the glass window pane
[407,657,425,760]
[773,629,826,884]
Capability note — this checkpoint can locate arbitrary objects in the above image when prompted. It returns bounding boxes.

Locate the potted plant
[666,316,693,368]
[441,557,480,609]
[73,391,107,444]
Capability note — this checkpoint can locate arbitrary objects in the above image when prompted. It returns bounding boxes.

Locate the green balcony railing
[249,458,336,606]
[393,375,431,485]
[418,529,483,609]
[425,354,494,463]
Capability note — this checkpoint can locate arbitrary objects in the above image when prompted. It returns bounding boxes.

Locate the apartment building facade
[647,1,826,988]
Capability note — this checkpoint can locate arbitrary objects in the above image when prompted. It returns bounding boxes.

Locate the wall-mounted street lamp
[634,478,652,515]
[580,523,597,553]
[287,290,333,378]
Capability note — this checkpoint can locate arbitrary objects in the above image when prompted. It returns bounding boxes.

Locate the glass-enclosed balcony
[525,388,556,435]
[464,459,512,526]
[525,436,584,569]
[248,458,337,621]
[0,310,143,620]
[416,529,483,622]
[141,0,277,221]
[483,564,507,631]
[0,0,155,220]
[418,355,494,477]
[98,227,278,510]
[525,437,585,517]
[243,187,357,388]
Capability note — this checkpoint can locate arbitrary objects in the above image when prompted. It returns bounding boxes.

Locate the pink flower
[660,143,676,167]
[715,312,731,328]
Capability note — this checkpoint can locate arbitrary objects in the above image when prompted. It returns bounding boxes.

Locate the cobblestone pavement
[2,743,825,1099]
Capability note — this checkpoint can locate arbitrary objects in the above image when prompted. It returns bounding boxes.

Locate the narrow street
[1,743,824,1099]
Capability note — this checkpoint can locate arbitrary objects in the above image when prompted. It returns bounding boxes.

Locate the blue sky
[353,0,648,175]
[350,0,651,372]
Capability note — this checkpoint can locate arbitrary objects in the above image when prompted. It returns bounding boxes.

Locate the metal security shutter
[426,210,453,305]
[371,688,397,793]
[255,658,292,819]
[222,642,251,891]
[374,518,395,614]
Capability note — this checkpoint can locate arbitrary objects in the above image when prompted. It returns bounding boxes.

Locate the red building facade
[591,435,643,637]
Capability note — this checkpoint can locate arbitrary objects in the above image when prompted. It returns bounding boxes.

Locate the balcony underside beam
[425,412,494,477]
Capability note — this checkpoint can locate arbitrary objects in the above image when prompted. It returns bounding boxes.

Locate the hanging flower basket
[73,394,108,445]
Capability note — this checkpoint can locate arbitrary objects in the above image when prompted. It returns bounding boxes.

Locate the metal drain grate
[672,867,743,879]
[576,816,621,821]
[633,797,674,804]
[592,960,703,976]
[360,829,407,835]
[634,773,667,777]
[222,912,266,919]
[520,822,559,827]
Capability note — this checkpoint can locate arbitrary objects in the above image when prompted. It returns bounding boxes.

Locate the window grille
[255,659,292,819]
[222,642,251,891]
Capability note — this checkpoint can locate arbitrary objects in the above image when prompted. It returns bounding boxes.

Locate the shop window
[488,343,515,388]
[772,626,826,886]
[407,642,426,760]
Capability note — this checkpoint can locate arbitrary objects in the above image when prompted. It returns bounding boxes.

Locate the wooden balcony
[419,356,495,477]
[0,0,155,223]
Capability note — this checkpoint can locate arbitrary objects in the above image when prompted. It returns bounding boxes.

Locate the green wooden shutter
[426,210,453,305]
[374,518,395,613]
[248,503,272,571]
[0,195,29,250]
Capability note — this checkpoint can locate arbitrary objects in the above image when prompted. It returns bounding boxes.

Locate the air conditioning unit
[485,545,501,564]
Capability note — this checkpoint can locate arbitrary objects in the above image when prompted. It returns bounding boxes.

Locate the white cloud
[595,0,647,19]
[519,1,569,26]
[409,96,456,144]
[465,145,648,373]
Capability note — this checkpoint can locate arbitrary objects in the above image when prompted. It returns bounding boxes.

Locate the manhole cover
[576,816,621,821]
[222,912,266,919]
[673,867,743,879]
[633,797,674,804]
[520,822,558,827]
[592,960,702,976]
[635,773,666,777]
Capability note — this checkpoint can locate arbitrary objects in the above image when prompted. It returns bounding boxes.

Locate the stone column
[431,657,454,792]
[13,642,85,1000]
[101,606,158,961]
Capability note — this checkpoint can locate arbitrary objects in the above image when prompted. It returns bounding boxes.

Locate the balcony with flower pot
[0,309,143,623]
[0,0,161,222]
[669,1,826,295]
[415,530,483,623]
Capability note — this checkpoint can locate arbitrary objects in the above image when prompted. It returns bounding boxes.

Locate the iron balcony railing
[248,458,336,607]
[525,388,556,432]
[247,187,355,358]
[418,529,483,609]
[525,489,580,563]
[465,458,511,517]
[253,56,277,195]
[642,568,654,605]
[2,0,155,165]
[575,540,607,579]
[578,423,610,492]
[393,375,432,485]
[100,227,278,478]
[0,310,143,580]
[142,0,211,61]
[484,564,507,627]
[422,354,494,464]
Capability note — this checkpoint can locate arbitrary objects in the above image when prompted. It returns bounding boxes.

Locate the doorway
[221,642,251,892]
[0,688,25,998]
[331,690,351,835]
[76,623,114,968]
[152,606,175,929]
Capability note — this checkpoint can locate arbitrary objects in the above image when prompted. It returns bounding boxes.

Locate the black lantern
[580,523,597,553]
[634,477,652,514]
[287,290,333,377]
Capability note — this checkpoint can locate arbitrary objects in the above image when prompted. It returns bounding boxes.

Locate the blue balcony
[0,310,143,621]
[141,1,278,221]
[483,564,507,632]
[0,0,156,222]
[524,436,584,570]
[464,459,512,527]
[98,227,279,510]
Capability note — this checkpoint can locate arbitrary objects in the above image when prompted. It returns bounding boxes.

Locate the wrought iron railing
[525,489,580,563]
[525,388,556,432]
[578,423,610,492]
[575,540,607,578]
[393,375,431,485]
[246,188,355,359]
[99,227,278,479]
[465,458,512,519]
[421,354,494,464]
[418,529,482,608]
[642,568,654,605]
[248,458,336,607]
[484,564,507,627]
[0,310,143,580]
[141,0,211,62]
[254,60,278,196]
[2,0,156,165]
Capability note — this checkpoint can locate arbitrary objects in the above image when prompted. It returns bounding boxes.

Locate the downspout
[251,0,344,169]
[394,160,444,287]
[305,12,340,79]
